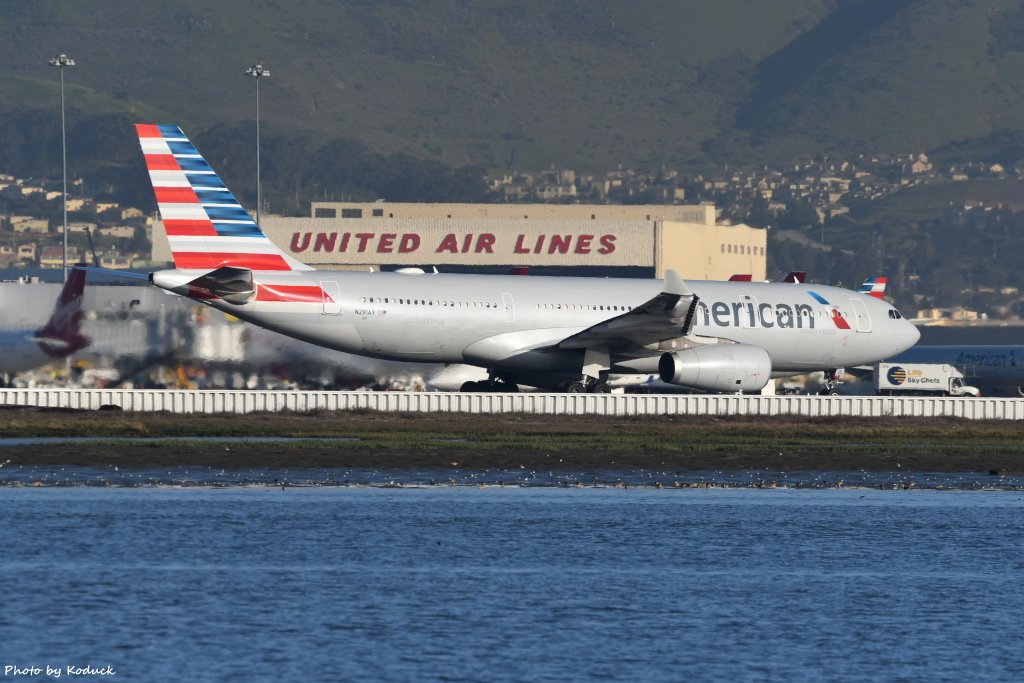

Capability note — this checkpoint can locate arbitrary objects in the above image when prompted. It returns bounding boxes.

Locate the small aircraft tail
[34,266,90,357]
[135,124,311,272]
[858,276,888,299]
[728,273,752,282]
[783,271,806,283]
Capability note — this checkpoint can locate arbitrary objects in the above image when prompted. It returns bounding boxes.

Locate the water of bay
[1,486,1021,682]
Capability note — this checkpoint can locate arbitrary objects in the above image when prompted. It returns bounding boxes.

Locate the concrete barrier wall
[1,389,1023,420]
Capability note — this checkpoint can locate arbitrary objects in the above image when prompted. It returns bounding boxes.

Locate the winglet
[663,269,691,297]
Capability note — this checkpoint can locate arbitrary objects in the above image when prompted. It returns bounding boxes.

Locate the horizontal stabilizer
[184,267,256,304]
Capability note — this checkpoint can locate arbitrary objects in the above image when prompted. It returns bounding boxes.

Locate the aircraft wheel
[566,381,587,394]
[592,382,611,394]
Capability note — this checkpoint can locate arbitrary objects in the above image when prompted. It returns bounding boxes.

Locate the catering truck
[874,363,980,397]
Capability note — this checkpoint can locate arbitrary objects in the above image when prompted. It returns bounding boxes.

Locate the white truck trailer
[874,363,980,397]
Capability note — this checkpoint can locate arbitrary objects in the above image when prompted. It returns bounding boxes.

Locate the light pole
[49,51,75,282]
[245,62,270,225]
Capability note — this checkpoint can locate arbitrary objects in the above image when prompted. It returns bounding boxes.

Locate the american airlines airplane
[86,124,920,393]
[0,267,90,378]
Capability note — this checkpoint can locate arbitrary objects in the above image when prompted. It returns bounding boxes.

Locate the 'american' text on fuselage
[694,300,817,329]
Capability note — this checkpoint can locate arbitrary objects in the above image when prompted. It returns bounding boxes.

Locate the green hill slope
[3,0,1024,170]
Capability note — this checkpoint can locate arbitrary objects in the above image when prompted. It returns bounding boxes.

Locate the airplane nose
[898,322,920,353]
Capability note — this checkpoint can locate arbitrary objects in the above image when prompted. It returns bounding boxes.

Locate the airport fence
[1,389,1023,420]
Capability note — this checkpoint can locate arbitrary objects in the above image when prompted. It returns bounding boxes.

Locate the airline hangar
[152,202,766,279]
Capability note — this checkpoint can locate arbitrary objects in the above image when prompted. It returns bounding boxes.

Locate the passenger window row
[536,303,633,312]
[361,296,500,309]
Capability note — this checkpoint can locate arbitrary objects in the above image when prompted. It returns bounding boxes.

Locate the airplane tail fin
[858,276,888,298]
[783,271,806,283]
[728,273,752,282]
[136,124,311,272]
[34,265,90,357]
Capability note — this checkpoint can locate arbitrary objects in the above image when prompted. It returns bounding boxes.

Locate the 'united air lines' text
[289,232,617,256]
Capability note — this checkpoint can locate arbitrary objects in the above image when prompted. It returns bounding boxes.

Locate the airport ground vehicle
[874,363,980,397]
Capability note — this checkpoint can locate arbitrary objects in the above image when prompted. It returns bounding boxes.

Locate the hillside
[4,0,1024,171]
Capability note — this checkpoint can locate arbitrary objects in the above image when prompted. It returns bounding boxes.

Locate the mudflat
[0,407,1021,472]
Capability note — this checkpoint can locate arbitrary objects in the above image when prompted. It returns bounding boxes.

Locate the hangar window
[314,208,336,218]
[372,208,384,217]
[721,245,725,253]
[341,208,362,218]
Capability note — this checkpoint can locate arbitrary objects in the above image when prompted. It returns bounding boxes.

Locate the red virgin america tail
[34,266,90,358]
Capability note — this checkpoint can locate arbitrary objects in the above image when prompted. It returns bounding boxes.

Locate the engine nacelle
[658,344,772,393]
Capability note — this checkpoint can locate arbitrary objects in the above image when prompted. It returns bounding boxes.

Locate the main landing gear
[562,378,611,394]
[460,377,520,393]
[818,368,843,396]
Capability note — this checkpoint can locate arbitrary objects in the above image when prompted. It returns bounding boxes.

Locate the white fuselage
[0,330,53,375]
[164,270,920,380]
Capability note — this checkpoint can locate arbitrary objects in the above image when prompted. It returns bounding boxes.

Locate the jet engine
[658,344,772,393]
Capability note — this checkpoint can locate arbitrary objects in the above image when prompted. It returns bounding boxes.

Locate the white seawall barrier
[1,389,1023,420]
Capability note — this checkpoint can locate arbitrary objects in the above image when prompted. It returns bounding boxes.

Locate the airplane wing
[557,270,699,351]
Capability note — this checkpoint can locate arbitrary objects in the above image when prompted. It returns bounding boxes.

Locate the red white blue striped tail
[858,276,888,299]
[136,124,311,272]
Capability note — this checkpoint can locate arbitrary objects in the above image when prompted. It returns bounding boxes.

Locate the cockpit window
[887,309,903,319]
